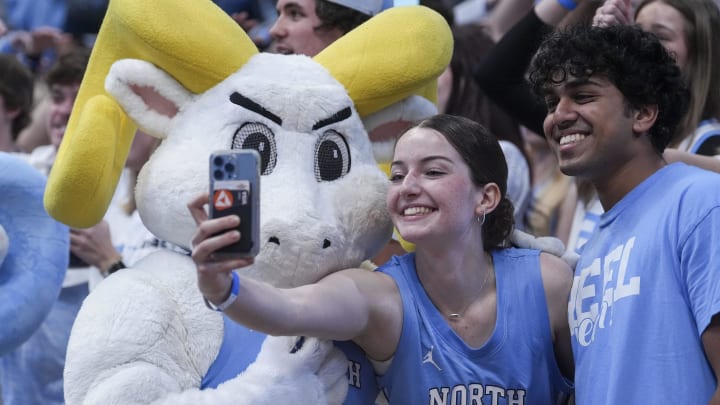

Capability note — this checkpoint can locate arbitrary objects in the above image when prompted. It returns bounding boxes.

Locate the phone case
[208,150,261,257]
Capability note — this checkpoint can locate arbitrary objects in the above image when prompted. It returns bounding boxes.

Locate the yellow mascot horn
[315,6,451,117]
[44,0,257,228]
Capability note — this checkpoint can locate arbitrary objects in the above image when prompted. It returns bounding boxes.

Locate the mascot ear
[1,153,68,355]
[45,0,258,228]
[105,59,192,138]
[363,93,439,169]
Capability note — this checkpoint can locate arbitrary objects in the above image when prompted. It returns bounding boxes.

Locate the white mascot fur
[44,0,453,403]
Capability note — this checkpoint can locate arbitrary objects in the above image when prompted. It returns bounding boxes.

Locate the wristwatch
[203,271,240,312]
[107,259,126,274]
[101,258,126,277]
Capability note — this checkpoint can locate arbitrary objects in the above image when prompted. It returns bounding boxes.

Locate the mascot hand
[224,336,349,405]
[140,336,348,405]
[510,229,579,269]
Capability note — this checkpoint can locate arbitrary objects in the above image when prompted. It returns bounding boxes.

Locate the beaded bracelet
[557,0,578,11]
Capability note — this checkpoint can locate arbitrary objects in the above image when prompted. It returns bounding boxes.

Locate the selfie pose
[190,114,574,404]
[46,0,453,403]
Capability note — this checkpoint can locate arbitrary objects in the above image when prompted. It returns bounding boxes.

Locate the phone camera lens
[213,156,224,166]
[225,163,235,173]
[213,169,224,180]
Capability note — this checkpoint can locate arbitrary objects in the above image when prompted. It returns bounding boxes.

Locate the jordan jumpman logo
[423,345,442,371]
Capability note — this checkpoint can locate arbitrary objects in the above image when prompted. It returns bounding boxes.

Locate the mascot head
[44,0,452,287]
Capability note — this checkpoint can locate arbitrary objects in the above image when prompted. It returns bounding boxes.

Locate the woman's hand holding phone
[187,193,254,305]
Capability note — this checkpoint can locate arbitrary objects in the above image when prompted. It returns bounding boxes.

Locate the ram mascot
[43,0,452,403]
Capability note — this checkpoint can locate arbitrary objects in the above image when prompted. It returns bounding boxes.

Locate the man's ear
[632,104,659,134]
[475,182,502,218]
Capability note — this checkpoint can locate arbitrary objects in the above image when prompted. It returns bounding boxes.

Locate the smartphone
[208,150,261,258]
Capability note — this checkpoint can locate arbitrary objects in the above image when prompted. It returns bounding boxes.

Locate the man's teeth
[559,133,586,145]
[404,207,432,216]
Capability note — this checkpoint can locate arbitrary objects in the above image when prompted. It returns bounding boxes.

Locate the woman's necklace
[447,263,492,320]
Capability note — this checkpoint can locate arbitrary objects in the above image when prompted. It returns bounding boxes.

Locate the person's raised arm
[187,193,387,343]
[482,0,535,42]
[475,0,578,136]
[663,149,720,173]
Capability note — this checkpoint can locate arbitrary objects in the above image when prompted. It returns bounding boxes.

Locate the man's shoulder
[665,163,720,190]
[661,165,720,229]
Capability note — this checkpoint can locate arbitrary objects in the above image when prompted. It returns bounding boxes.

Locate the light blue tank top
[377,249,572,405]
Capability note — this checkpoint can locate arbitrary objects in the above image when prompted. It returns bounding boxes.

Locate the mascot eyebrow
[312,107,352,130]
[228,91,352,131]
[230,92,282,125]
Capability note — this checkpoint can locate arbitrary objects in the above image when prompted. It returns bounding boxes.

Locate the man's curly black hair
[529,24,690,153]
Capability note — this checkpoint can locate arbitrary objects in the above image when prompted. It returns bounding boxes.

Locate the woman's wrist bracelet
[203,271,240,312]
[557,0,578,11]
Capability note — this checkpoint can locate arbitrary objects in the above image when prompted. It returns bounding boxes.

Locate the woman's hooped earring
[477,210,486,225]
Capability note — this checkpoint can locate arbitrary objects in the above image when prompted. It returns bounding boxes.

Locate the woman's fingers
[190,215,240,251]
[187,192,210,225]
[192,226,238,260]
[196,257,253,275]
[188,192,249,261]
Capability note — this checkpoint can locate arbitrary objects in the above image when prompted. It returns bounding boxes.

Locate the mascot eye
[314,130,351,182]
[232,122,277,175]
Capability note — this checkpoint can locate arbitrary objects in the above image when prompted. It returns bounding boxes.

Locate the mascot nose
[260,167,338,253]
[266,236,332,249]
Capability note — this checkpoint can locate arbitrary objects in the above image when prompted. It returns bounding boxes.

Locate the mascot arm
[510,229,579,269]
[66,257,347,405]
[64,267,218,405]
